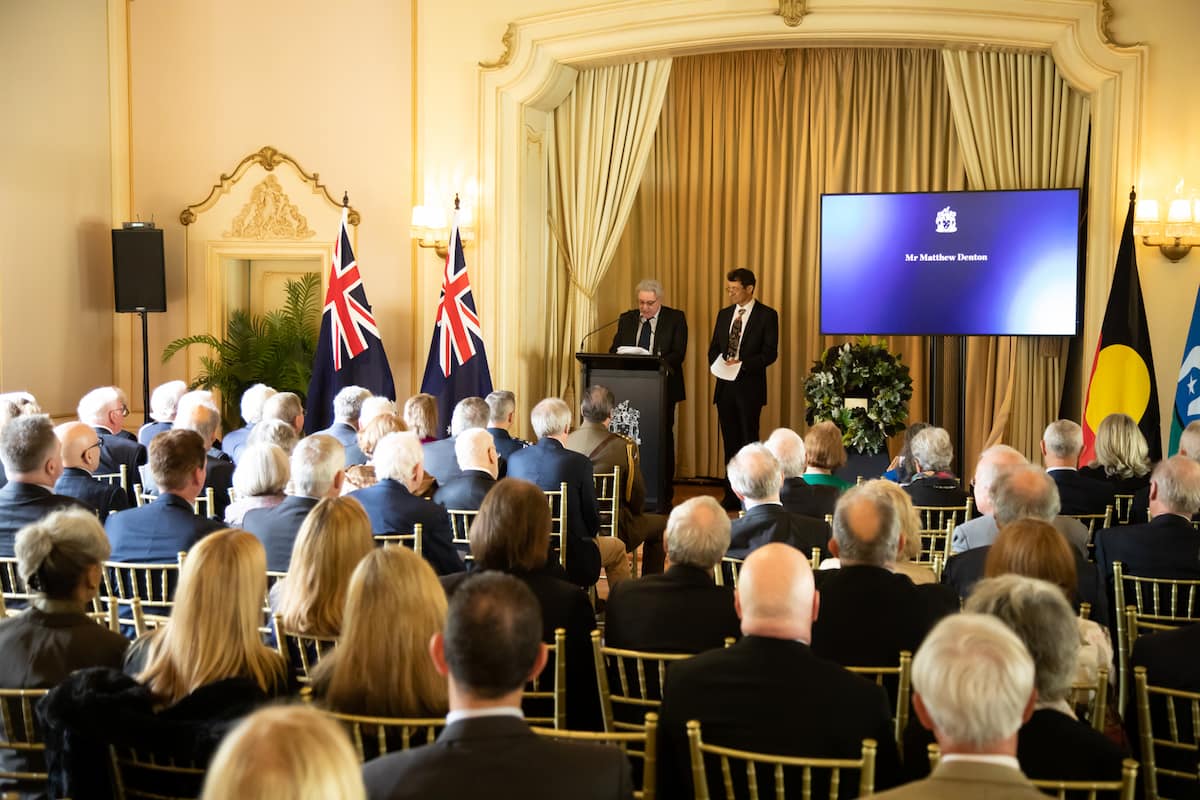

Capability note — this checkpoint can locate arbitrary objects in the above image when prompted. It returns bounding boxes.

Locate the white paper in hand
[616,346,651,355]
[710,356,741,381]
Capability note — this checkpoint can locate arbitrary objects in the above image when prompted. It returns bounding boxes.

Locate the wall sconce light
[410,194,474,260]
[1134,181,1200,262]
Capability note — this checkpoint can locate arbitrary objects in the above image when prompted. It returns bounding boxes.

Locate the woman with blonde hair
[343,413,407,492]
[200,705,364,800]
[224,443,289,525]
[1079,412,1152,494]
[403,393,439,444]
[311,546,448,718]
[877,480,938,585]
[272,496,374,638]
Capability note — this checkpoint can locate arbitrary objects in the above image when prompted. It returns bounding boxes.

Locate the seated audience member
[869,614,1043,800]
[317,385,371,466]
[0,398,26,490]
[726,443,831,560]
[1078,412,1152,495]
[105,430,224,563]
[812,481,958,667]
[224,443,289,526]
[485,389,530,460]
[656,543,899,799]
[508,398,629,589]
[173,400,235,519]
[766,426,839,521]
[312,546,448,719]
[246,417,301,456]
[966,576,1125,783]
[351,432,462,576]
[243,434,345,573]
[201,705,365,800]
[53,421,129,522]
[1042,419,1116,515]
[272,496,374,638]
[903,426,970,508]
[566,385,667,574]
[422,397,490,486]
[137,380,186,446]
[432,427,498,511]
[1130,418,1200,523]
[0,417,89,557]
[261,391,306,436]
[358,396,397,432]
[403,393,439,444]
[950,445,1025,554]
[604,495,740,652]
[363,572,632,800]
[883,421,931,484]
[802,421,852,491]
[343,413,407,493]
[444,478,600,730]
[0,510,128,797]
[77,385,146,505]
[878,480,939,585]
[222,383,277,463]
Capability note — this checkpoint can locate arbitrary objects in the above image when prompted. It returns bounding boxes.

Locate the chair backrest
[687,721,876,800]
[591,630,694,733]
[915,499,973,531]
[191,486,217,519]
[272,613,337,684]
[446,508,477,561]
[102,553,186,637]
[1063,505,1113,562]
[544,482,569,571]
[594,465,622,542]
[523,627,567,729]
[712,556,744,588]
[227,486,239,504]
[1070,666,1110,733]
[322,708,444,762]
[531,712,658,800]
[95,463,129,490]
[0,556,32,612]
[108,744,206,800]
[927,744,1137,800]
[133,483,152,507]
[0,688,50,787]
[1111,494,1136,525]
[1134,665,1200,800]
[913,519,956,571]
[846,652,912,748]
[375,522,424,555]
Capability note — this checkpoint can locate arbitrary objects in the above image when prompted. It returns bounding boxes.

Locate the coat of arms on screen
[609,401,642,445]
[935,206,957,234]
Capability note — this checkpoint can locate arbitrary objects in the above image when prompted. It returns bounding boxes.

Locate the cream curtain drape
[545,59,673,410]
[604,49,965,478]
[942,50,1091,473]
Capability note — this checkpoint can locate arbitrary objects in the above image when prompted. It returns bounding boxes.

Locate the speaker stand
[137,307,150,421]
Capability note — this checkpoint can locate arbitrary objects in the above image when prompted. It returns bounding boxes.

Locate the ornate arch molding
[477,0,1145,399]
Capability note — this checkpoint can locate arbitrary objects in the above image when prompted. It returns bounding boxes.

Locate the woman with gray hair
[966,575,1126,783]
[902,426,970,509]
[224,443,290,526]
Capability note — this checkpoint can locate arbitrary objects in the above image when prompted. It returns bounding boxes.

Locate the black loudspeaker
[111,227,167,313]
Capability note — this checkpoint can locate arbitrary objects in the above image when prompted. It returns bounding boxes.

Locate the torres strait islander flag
[1080,190,1162,465]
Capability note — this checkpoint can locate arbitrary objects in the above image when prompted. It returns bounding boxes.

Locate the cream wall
[0,1,114,418]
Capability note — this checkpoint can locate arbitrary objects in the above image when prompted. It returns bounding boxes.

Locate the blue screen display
[820,189,1081,336]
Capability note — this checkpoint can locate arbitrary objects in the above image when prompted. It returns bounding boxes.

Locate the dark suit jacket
[422,436,463,486]
[54,467,129,523]
[318,421,367,466]
[657,636,899,799]
[1095,513,1200,628]
[487,427,529,462]
[1017,708,1125,783]
[1078,465,1151,496]
[204,453,235,521]
[604,564,740,653]
[609,305,688,404]
[904,473,969,509]
[812,565,959,667]
[432,470,496,511]
[706,301,779,408]
[243,495,321,572]
[0,482,90,557]
[727,504,831,560]
[1048,468,1118,516]
[105,492,223,563]
[507,438,602,587]
[779,476,839,521]
[95,427,147,505]
[136,420,171,447]
[352,479,463,576]
[362,715,632,800]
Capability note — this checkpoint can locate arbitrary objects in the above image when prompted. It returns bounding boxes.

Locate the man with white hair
[53,422,129,522]
[949,445,1026,554]
[1041,419,1115,515]
[726,443,831,560]
[904,426,970,509]
[222,383,277,463]
[485,390,530,460]
[767,426,839,520]
[604,495,740,653]
[173,401,235,520]
[507,397,630,588]
[869,614,1042,799]
[656,543,899,798]
[137,380,186,446]
[432,428,499,511]
[316,385,371,467]
[261,392,305,435]
[0,416,89,557]
[243,434,345,572]
[351,431,462,576]
[77,386,146,505]
[423,397,492,487]
[358,396,397,431]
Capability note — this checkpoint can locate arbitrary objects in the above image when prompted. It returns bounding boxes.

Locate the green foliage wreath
[803,337,913,454]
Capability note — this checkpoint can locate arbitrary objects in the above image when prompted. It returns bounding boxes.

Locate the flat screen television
[819,188,1081,336]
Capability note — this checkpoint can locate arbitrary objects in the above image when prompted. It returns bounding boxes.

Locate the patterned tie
[637,318,652,349]
[725,308,745,360]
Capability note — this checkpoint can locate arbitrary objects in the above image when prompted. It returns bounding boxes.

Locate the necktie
[638,318,652,349]
[725,308,745,360]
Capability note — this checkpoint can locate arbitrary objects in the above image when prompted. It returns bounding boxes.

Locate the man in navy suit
[53,422,129,522]
[222,383,277,464]
[243,434,345,572]
[315,385,370,467]
[352,431,463,576]
[726,444,831,561]
[433,428,498,511]
[485,390,530,462]
[0,416,89,557]
[1041,420,1116,515]
[105,430,223,562]
[423,397,491,487]
[136,380,185,447]
[707,269,779,509]
[77,386,146,506]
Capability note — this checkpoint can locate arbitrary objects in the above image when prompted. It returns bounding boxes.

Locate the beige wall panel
[0,0,114,418]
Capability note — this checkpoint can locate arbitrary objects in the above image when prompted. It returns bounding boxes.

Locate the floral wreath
[803,337,913,454]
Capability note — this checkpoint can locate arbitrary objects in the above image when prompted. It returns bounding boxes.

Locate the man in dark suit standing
[0,416,89,557]
[1041,419,1116,515]
[314,385,371,466]
[726,444,831,560]
[77,386,146,506]
[707,269,779,509]
[363,572,632,800]
[423,397,491,487]
[609,279,688,509]
[485,390,530,461]
[53,422,128,523]
[433,428,499,511]
[656,543,899,799]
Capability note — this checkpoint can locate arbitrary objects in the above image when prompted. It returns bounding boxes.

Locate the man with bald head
[726,443,831,560]
[432,427,499,511]
[766,427,839,520]
[53,422,129,522]
[173,401,235,519]
[656,543,899,798]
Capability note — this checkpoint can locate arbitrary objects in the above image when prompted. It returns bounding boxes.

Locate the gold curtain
[942,50,1091,474]
[604,49,966,478]
[545,59,673,411]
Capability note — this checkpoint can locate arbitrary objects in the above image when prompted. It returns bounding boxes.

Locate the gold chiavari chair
[95,463,128,492]
[688,721,877,800]
[1071,666,1110,733]
[591,630,693,733]
[272,613,337,684]
[108,744,206,800]
[446,508,478,561]
[1111,494,1136,525]
[523,627,566,729]
[322,709,444,762]
[1063,505,1114,562]
[102,553,186,637]
[0,556,32,613]
[191,486,216,519]
[846,652,912,748]
[132,483,152,508]
[0,688,50,789]
[915,499,974,531]
[375,522,424,555]
[913,520,956,574]
[595,466,637,577]
[712,556,744,588]
[1134,665,1200,800]
[927,745,1136,800]
[531,712,658,800]
[545,483,569,573]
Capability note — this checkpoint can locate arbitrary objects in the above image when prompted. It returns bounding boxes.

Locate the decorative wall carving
[778,0,809,26]
[223,175,315,239]
[1098,0,1140,48]
[479,23,516,69]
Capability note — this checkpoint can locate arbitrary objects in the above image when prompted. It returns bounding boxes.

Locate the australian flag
[420,210,493,434]
[305,206,396,433]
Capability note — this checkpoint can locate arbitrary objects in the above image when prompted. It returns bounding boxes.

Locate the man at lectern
[609,279,688,511]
